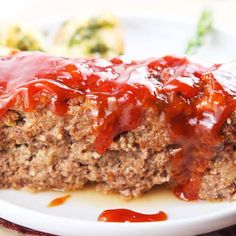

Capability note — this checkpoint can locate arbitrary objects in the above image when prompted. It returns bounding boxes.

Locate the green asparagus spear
[185,10,213,55]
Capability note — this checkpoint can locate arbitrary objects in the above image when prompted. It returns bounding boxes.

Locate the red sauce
[48,194,71,207]
[98,209,167,222]
[0,52,236,200]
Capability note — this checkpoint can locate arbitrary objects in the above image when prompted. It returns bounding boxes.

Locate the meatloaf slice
[0,101,235,200]
[0,52,235,200]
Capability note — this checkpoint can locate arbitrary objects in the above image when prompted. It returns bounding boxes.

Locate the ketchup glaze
[0,51,235,200]
[98,209,167,222]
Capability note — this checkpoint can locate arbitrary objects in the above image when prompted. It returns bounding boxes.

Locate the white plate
[0,13,236,236]
[1,187,236,236]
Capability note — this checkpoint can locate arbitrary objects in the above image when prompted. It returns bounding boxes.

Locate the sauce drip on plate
[48,194,71,207]
[0,52,236,200]
[98,208,167,222]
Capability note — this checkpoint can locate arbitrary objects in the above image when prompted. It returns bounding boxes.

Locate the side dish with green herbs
[0,14,124,58]
[0,24,44,52]
[50,14,124,58]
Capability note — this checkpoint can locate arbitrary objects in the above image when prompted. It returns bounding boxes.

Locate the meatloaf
[0,52,235,200]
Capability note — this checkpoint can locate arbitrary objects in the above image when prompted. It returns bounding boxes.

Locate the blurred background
[0,0,235,32]
[0,0,236,61]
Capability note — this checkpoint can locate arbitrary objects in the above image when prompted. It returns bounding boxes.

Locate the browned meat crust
[0,97,235,200]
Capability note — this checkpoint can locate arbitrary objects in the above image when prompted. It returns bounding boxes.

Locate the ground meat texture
[0,99,235,200]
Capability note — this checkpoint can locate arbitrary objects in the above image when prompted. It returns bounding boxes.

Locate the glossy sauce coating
[0,52,236,200]
[98,208,167,222]
[47,194,71,207]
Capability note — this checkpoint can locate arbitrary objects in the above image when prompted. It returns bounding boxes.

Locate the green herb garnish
[185,10,213,55]
[69,17,115,47]
[89,41,109,55]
